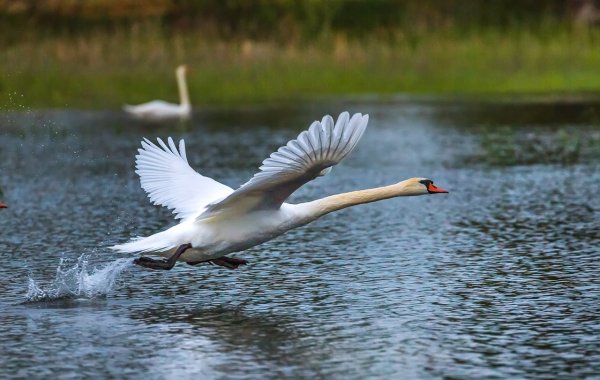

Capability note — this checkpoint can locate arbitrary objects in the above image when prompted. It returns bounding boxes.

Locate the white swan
[123,65,191,120]
[112,112,448,270]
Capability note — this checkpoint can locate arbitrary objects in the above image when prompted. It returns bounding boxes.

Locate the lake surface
[0,99,599,379]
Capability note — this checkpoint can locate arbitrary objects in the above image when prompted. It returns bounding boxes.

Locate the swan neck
[176,69,190,108]
[305,182,415,218]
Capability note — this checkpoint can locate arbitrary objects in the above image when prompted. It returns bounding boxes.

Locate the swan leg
[187,256,248,269]
[134,243,192,270]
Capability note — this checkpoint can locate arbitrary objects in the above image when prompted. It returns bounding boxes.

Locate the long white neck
[299,179,425,220]
[176,69,190,108]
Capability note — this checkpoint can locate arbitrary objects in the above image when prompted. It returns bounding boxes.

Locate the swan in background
[112,112,448,270]
[123,65,191,120]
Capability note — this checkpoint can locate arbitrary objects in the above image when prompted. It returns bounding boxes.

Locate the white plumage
[136,137,233,220]
[112,111,447,269]
[200,112,368,217]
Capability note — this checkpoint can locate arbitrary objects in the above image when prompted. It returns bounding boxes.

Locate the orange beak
[427,183,448,194]
[0,202,6,208]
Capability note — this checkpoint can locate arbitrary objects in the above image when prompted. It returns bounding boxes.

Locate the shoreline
[2,29,600,110]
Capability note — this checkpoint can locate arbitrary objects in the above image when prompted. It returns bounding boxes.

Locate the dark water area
[0,99,599,379]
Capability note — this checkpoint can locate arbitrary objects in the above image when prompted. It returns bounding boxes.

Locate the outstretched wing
[199,112,368,218]
[136,137,233,220]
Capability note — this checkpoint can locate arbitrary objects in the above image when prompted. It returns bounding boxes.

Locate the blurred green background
[2,0,600,108]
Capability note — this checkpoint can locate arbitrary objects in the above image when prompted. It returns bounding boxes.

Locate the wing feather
[135,137,233,220]
[199,112,368,218]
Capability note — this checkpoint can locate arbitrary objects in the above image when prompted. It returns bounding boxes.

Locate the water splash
[25,255,132,302]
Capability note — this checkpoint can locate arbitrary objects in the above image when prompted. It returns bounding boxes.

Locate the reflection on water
[0,100,599,378]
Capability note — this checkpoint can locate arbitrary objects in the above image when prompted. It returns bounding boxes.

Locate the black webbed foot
[134,243,192,271]
[211,256,248,269]
[186,256,248,269]
[133,256,173,270]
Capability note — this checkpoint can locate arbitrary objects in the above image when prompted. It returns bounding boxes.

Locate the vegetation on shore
[1,0,600,109]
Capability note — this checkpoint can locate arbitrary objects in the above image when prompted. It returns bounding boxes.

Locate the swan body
[123,65,191,120]
[112,112,448,269]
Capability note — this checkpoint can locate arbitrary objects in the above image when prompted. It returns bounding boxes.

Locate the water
[0,99,599,379]
[26,255,132,302]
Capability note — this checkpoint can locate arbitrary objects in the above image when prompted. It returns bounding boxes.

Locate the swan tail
[111,229,178,254]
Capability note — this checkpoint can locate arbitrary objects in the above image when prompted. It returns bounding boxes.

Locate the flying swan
[123,65,191,120]
[112,112,448,270]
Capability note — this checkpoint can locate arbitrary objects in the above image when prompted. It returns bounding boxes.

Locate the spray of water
[26,255,132,302]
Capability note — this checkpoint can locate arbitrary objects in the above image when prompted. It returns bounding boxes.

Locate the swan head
[176,65,188,76]
[399,177,448,196]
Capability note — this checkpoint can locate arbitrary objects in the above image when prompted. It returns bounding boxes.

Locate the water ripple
[1,103,599,378]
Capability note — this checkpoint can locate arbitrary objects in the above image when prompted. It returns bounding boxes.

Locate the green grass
[2,27,600,109]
